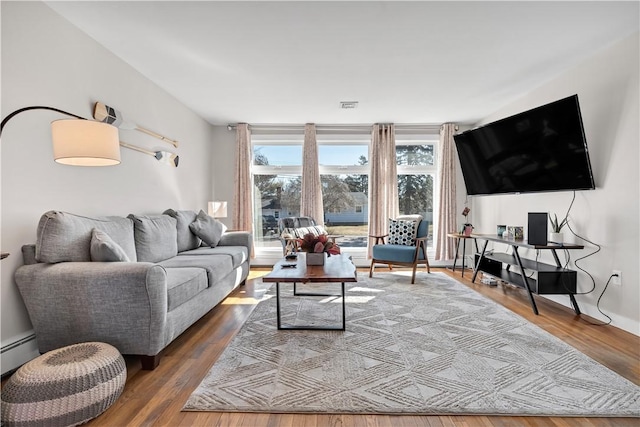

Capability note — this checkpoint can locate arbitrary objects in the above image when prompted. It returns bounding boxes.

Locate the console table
[471,234,584,315]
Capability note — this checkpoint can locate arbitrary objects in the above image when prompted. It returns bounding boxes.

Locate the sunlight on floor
[350,286,385,293]
[221,288,273,305]
[316,295,377,304]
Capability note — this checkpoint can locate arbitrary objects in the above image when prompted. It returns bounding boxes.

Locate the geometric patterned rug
[183,272,640,416]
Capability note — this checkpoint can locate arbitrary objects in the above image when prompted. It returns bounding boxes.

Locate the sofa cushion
[165,267,208,312]
[373,244,425,263]
[159,254,233,286]
[189,210,226,247]
[36,211,137,263]
[179,246,249,269]
[128,214,178,263]
[163,209,201,252]
[90,229,131,262]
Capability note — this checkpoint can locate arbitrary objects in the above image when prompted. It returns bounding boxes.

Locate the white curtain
[300,123,324,224]
[435,123,457,260]
[233,123,253,235]
[367,124,398,257]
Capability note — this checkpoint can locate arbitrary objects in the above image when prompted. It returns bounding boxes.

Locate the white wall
[1,2,214,373]
[467,33,639,335]
[210,125,236,229]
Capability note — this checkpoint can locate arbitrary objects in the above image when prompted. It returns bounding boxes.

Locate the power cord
[524,250,538,279]
[579,274,614,326]
[558,191,612,325]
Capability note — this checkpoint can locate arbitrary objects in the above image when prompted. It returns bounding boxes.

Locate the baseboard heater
[1,333,39,378]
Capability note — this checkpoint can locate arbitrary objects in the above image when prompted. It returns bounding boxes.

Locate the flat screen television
[454,95,595,195]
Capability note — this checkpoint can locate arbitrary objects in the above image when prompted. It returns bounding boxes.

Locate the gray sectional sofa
[14,209,252,370]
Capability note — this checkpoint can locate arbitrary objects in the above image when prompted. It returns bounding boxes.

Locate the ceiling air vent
[340,101,358,109]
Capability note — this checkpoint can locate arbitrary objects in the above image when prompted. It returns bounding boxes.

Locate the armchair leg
[411,259,431,284]
[369,259,375,278]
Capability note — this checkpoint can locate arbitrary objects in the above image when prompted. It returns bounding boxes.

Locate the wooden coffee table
[262,252,357,330]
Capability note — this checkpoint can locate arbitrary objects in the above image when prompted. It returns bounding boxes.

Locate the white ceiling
[45,1,639,126]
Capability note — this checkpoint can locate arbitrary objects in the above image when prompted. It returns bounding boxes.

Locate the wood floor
[30,268,640,426]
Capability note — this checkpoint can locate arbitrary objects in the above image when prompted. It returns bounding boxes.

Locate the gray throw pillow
[163,209,202,252]
[90,229,131,262]
[127,214,178,262]
[189,210,226,247]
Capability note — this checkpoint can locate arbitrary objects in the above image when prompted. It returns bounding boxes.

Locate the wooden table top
[263,252,357,283]
[447,233,475,239]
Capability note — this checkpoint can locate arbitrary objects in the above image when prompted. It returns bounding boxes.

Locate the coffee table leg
[276,282,282,330]
[341,281,346,331]
[276,281,347,331]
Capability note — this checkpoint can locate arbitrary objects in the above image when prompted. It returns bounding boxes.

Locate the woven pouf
[1,342,126,427]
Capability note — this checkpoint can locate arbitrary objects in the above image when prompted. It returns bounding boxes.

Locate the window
[252,131,304,249]
[251,127,439,254]
[395,131,439,248]
[318,135,370,249]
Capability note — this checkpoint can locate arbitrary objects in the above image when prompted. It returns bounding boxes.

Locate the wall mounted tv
[454,95,595,195]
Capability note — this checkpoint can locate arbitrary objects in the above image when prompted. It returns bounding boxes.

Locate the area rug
[183,272,640,416]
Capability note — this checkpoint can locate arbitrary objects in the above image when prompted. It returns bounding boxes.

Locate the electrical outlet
[611,270,622,286]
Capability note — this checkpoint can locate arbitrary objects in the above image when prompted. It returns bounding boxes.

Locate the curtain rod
[226,123,444,132]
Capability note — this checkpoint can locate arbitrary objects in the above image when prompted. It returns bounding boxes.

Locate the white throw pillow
[387,219,418,246]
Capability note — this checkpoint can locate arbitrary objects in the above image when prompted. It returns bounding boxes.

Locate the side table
[447,233,479,277]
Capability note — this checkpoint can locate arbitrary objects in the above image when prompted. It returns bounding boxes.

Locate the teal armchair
[369,216,431,284]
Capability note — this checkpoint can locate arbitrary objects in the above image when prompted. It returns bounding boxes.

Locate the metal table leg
[277,281,346,331]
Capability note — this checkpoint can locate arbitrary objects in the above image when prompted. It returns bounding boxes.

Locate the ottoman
[1,342,126,427]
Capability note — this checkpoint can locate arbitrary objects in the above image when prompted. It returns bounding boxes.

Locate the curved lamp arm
[0,106,87,137]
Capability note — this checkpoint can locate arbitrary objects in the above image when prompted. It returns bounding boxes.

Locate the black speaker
[528,212,548,245]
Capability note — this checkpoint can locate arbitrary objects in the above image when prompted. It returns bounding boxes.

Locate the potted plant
[549,213,568,244]
[460,207,473,236]
[298,233,340,265]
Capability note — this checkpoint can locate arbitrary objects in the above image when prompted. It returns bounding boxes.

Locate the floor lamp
[0,106,122,259]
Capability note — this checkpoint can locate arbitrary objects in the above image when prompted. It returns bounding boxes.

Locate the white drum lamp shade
[208,201,228,218]
[52,119,120,166]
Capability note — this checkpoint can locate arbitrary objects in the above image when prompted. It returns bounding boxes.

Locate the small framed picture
[508,226,524,240]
